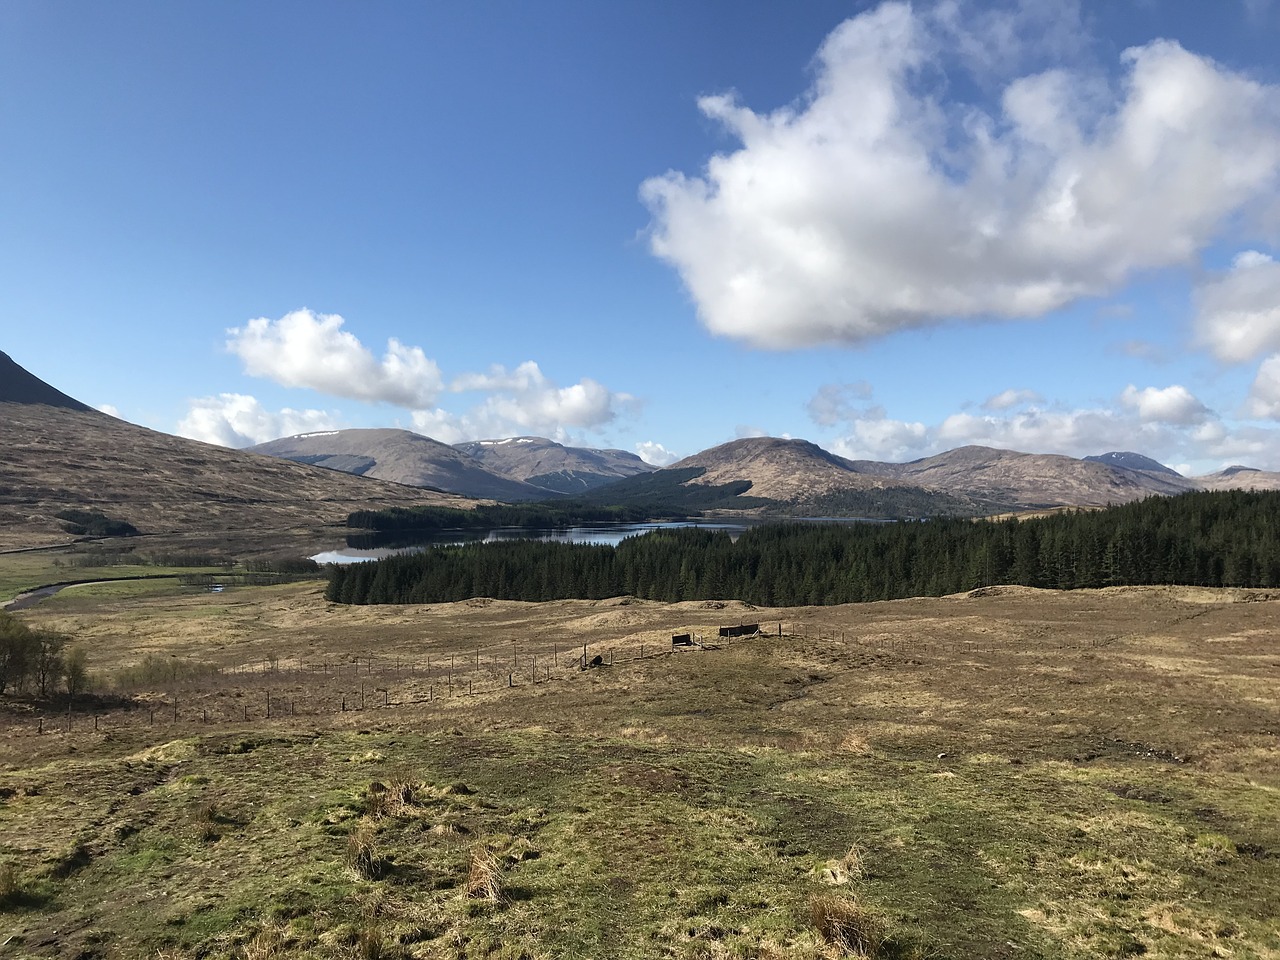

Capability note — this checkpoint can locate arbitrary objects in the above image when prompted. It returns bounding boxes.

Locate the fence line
[10,621,1113,740]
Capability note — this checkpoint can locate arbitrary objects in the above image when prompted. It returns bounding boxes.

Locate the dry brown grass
[240,921,289,960]
[1,581,1276,959]
[0,862,20,904]
[809,893,888,956]
[465,843,505,903]
[347,823,379,880]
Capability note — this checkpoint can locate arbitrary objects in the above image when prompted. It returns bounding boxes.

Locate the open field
[1,579,1278,958]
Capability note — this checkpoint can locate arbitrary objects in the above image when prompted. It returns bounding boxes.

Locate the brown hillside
[862,445,1196,508]
[0,350,92,410]
[455,436,655,493]
[671,437,888,502]
[0,404,479,555]
[248,428,550,501]
[1197,465,1280,492]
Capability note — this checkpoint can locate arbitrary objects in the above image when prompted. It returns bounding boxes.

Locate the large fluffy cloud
[227,309,444,407]
[177,394,342,447]
[1195,251,1280,363]
[642,1,1280,348]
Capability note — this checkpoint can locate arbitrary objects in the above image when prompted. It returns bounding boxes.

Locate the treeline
[327,491,1280,605]
[0,613,88,698]
[347,502,664,533]
[55,508,138,538]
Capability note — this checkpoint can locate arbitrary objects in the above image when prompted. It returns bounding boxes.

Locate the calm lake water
[311,520,754,565]
[313,517,893,565]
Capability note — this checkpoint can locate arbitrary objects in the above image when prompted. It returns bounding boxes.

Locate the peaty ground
[0,581,1277,959]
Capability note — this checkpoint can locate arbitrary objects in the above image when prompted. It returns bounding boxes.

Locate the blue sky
[4,0,1280,474]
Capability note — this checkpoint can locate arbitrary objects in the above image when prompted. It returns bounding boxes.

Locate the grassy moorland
[0,574,1277,959]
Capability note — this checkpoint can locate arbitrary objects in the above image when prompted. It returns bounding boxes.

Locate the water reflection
[313,520,751,565]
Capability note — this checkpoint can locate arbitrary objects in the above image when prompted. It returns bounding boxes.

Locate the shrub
[54,509,138,538]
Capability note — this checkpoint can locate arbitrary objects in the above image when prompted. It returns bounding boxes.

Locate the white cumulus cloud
[642,1,1280,348]
[227,309,444,407]
[635,441,680,466]
[1245,354,1280,418]
[1195,250,1280,362]
[809,377,1280,470]
[408,362,635,444]
[830,408,930,462]
[451,361,633,435]
[220,310,634,445]
[177,394,342,448]
[1119,384,1212,425]
[935,407,1164,456]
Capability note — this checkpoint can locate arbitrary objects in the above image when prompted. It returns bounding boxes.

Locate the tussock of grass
[814,845,865,886]
[1193,832,1237,858]
[356,922,398,960]
[240,921,289,960]
[465,844,504,903]
[192,801,220,842]
[0,862,30,908]
[808,893,899,957]
[347,824,379,880]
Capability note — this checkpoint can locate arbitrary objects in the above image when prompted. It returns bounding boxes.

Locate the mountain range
[248,430,655,500]
[4,349,1280,555]
[248,429,1280,515]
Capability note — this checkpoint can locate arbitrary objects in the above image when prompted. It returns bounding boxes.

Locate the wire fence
[2,620,1128,739]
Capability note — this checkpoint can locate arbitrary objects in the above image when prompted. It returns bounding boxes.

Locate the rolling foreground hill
[248,428,551,502]
[4,580,1277,958]
[455,435,655,494]
[0,355,478,555]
